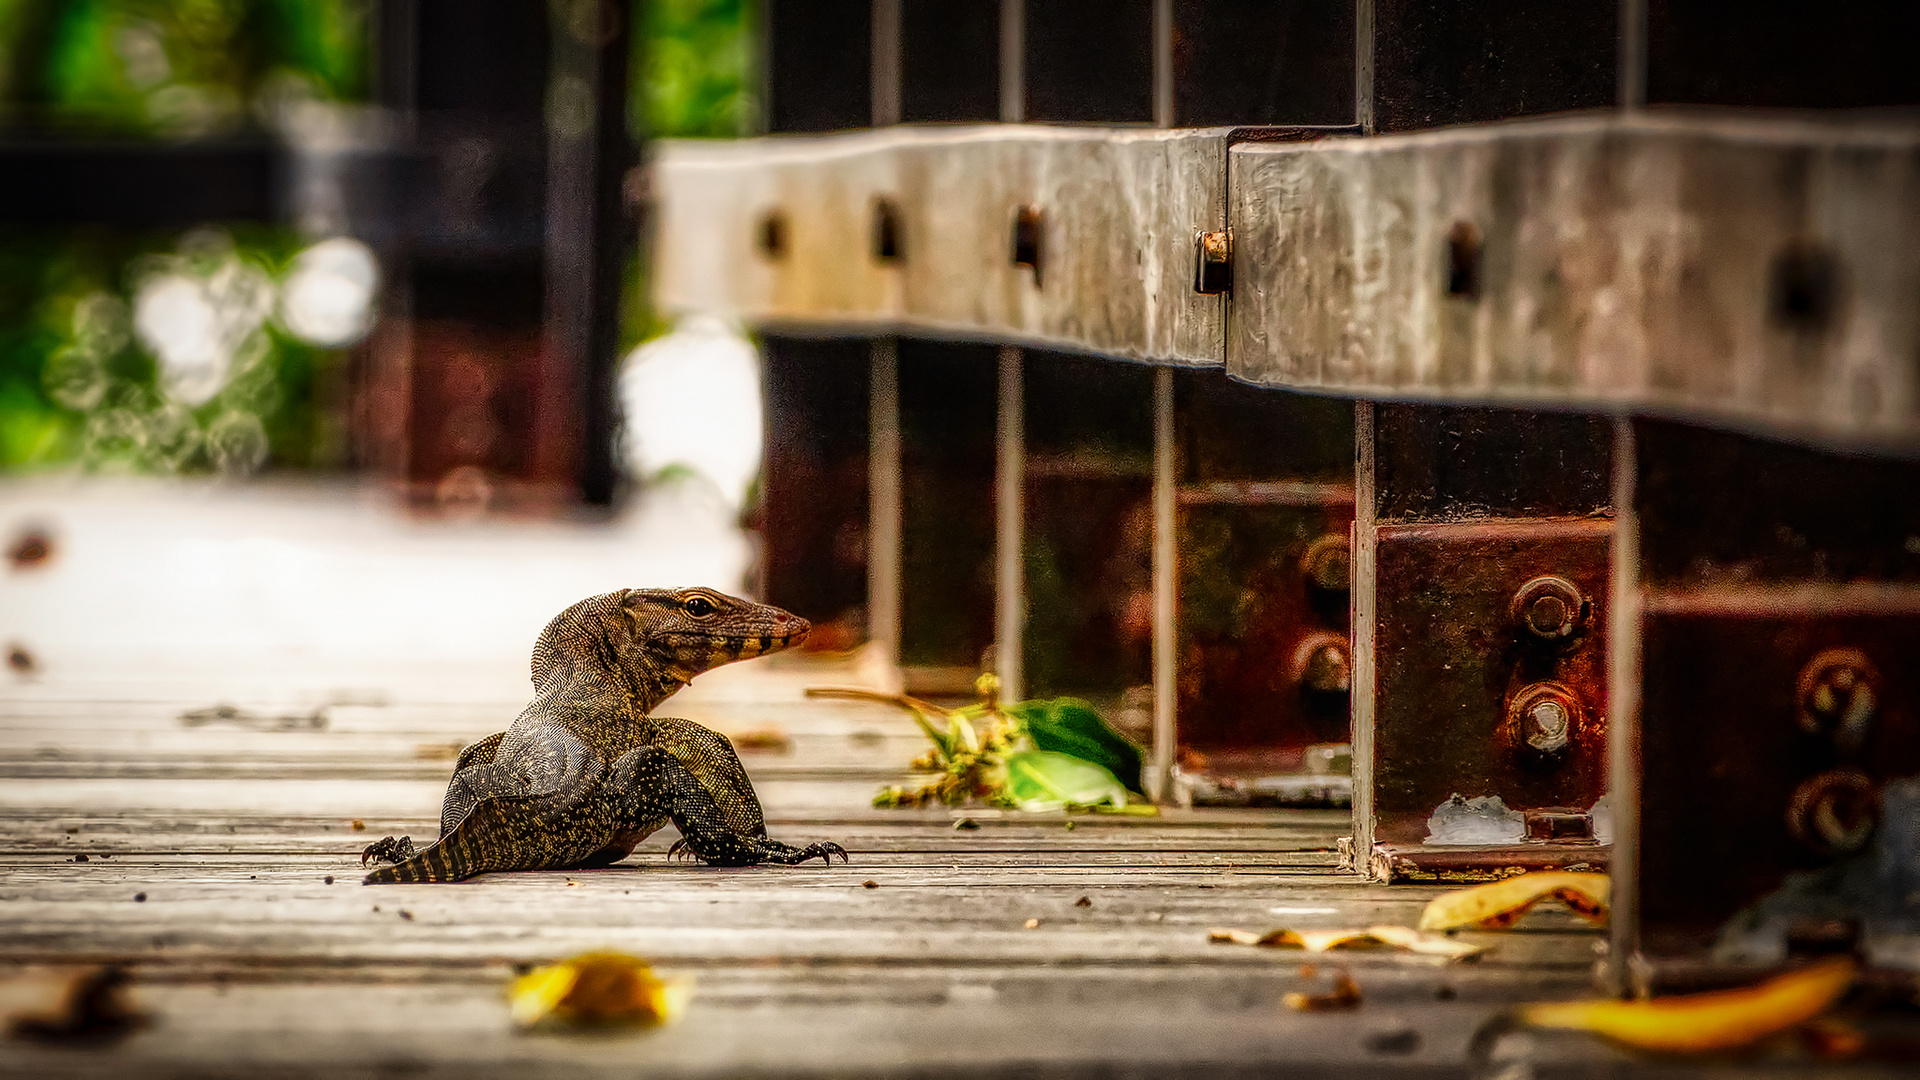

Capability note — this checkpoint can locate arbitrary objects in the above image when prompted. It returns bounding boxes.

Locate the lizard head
[531,587,810,703]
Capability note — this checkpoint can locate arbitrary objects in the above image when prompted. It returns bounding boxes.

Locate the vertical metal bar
[996,345,1026,703]
[1605,415,1643,994]
[992,0,1025,702]
[867,0,905,674]
[1149,366,1178,803]
[1144,3,1179,801]
[1152,0,1174,129]
[1349,401,1378,874]
[868,339,903,670]
[544,0,632,506]
[871,0,902,127]
[999,0,1024,124]
[1618,0,1648,111]
[1354,0,1376,133]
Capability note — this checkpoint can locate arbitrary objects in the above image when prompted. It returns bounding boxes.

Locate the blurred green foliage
[7,0,366,134]
[0,226,348,473]
[639,0,750,139]
[0,0,756,473]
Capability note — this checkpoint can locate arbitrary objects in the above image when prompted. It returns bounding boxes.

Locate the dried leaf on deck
[1209,925,1484,960]
[1284,968,1363,1012]
[1518,957,1855,1053]
[729,727,792,753]
[7,965,152,1046]
[1418,871,1610,932]
[509,952,693,1031]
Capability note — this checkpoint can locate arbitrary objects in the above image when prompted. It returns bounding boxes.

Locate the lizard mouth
[662,623,810,661]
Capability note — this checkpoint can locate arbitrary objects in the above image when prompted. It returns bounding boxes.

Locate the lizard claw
[758,839,848,865]
[666,839,695,862]
[359,835,416,867]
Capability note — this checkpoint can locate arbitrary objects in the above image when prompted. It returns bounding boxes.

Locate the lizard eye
[682,595,716,618]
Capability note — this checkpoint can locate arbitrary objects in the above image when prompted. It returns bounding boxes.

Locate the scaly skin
[360,587,846,883]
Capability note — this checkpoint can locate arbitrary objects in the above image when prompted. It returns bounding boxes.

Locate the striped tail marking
[360,796,530,884]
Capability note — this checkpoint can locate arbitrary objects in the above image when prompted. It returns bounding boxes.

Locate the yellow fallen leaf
[1520,957,1856,1053]
[1418,871,1610,932]
[1207,925,1483,959]
[1284,968,1363,1012]
[508,952,693,1030]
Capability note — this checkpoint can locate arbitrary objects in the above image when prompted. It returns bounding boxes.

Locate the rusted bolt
[1511,575,1586,643]
[872,197,901,262]
[1446,221,1481,298]
[757,210,787,260]
[1508,682,1580,758]
[1012,205,1042,278]
[1795,648,1878,752]
[1301,534,1350,592]
[1292,632,1351,695]
[1193,230,1231,294]
[1786,769,1877,858]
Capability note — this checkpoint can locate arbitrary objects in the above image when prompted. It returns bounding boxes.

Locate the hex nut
[1301,534,1351,592]
[1510,575,1586,643]
[1291,632,1352,695]
[1193,230,1231,294]
[1507,682,1581,759]
[1786,769,1878,859]
[1795,648,1879,752]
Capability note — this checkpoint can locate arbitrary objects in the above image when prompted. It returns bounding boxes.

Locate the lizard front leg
[610,746,847,867]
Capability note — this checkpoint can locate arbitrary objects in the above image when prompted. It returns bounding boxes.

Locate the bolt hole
[757,211,787,260]
[1012,205,1042,281]
[1446,222,1481,299]
[872,198,901,262]
[1769,242,1838,331]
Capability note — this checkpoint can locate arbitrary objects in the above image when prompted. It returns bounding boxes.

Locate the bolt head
[1507,682,1580,759]
[1511,575,1585,643]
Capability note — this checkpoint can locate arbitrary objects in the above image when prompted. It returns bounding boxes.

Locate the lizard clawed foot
[359,835,417,866]
[757,839,849,866]
[666,839,698,862]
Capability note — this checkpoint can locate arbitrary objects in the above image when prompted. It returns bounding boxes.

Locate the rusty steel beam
[651,113,1920,449]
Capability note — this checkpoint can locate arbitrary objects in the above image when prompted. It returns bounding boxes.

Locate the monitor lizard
[359,587,846,883]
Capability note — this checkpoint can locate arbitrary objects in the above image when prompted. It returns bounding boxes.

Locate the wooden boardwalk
[0,480,1860,1077]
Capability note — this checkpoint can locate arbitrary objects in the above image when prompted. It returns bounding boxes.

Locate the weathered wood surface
[653,126,1232,364]
[0,479,1871,1077]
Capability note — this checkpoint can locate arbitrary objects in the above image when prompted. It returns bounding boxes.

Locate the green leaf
[1003,751,1127,813]
[909,706,953,762]
[1009,698,1145,795]
[948,713,981,755]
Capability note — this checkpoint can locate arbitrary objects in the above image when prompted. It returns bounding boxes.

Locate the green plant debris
[839,672,1149,813]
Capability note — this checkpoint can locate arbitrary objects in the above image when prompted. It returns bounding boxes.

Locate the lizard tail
[362,832,483,884]
[361,794,536,884]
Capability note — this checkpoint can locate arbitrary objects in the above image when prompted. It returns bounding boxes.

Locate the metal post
[867,0,904,673]
[999,0,1024,125]
[996,345,1026,703]
[990,0,1026,702]
[1152,0,1174,130]
[1349,401,1378,872]
[872,0,902,127]
[1143,0,1178,801]
[1149,366,1178,803]
[1618,0,1648,112]
[868,339,903,670]
[1605,415,1642,994]
[1355,0,1376,133]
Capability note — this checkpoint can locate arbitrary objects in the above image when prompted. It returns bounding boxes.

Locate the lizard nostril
[773,612,789,623]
